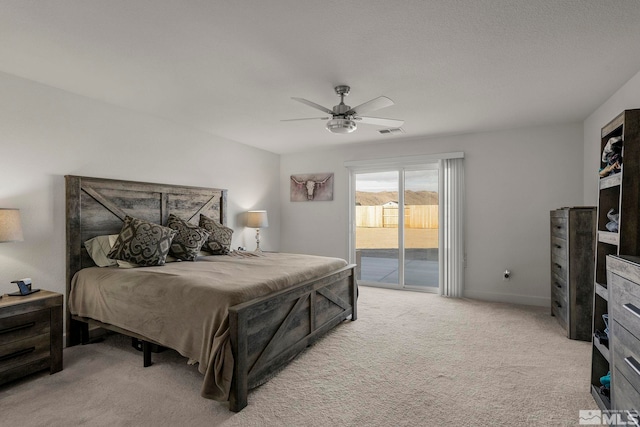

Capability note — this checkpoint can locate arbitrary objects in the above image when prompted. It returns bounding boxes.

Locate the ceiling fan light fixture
[326,118,357,134]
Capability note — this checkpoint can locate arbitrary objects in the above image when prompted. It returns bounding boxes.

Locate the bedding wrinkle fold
[68,253,347,400]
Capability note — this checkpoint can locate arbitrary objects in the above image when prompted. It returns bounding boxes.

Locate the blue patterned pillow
[107,216,177,266]
[167,214,211,261]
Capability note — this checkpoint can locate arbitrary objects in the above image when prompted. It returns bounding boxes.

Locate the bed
[65,175,357,412]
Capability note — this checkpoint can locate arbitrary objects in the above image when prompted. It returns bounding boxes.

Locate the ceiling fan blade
[291,97,334,115]
[281,117,330,122]
[346,96,394,115]
[355,116,405,127]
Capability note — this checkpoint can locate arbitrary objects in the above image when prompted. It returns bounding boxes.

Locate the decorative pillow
[199,214,233,255]
[166,214,211,261]
[84,235,119,267]
[107,216,177,266]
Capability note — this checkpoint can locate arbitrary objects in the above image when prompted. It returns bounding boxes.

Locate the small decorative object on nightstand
[8,278,40,296]
[246,210,268,252]
[0,290,63,385]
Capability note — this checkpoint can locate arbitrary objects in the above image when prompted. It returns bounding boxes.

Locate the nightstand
[0,290,63,385]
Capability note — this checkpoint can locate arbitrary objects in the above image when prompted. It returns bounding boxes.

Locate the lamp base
[254,227,263,252]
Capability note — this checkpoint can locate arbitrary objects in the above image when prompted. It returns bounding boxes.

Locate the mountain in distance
[356,190,438,206]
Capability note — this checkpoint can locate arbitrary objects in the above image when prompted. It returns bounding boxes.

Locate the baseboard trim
[463,289,550,307]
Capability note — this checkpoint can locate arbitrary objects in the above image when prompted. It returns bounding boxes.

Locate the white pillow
[84,235,119,267]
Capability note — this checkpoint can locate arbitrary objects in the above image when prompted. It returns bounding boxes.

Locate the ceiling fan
[282,85,404,134]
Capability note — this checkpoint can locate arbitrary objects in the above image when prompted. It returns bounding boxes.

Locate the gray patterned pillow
[107,216,177,266]
[167,214,211,261]
[199,214,233,255]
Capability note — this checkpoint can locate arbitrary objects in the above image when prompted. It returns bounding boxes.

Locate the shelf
[591,384,611,411]
[598,231,619,245]
[593,334,610,362]
[595,282,608,300]
[599,173,622,190]
[601,111,624,139]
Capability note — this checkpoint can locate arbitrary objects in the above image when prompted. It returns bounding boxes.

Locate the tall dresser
[606,255,640,424]
[550,207,596,341]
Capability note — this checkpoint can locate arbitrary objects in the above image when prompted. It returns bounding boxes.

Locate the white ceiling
[2,1,640,154]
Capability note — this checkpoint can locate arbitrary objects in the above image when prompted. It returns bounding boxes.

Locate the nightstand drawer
[551,217,568,239]
[0,333,50,373]
[0,291,63,385]
[610,273,640,341]
[0,309,50,344]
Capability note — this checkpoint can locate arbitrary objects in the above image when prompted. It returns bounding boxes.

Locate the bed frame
[65,175,357,412]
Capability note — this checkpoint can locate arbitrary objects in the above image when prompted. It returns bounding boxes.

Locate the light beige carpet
[1,286,596,426]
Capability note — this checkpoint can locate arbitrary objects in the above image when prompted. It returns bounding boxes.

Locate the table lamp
[246,210,268,252]
[0,208,24,243]
[0,208,25,299]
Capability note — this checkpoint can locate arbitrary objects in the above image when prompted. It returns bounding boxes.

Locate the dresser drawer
[551,271,568,299]
[551,236,567,260]
[610,273,640,339]
[612,320,640,393]
[551,255,568,282]
[613,367,640,415]
[0,309,50,344]
[552,290,568,327]
[551,217,568,239]
[0,333,50,373]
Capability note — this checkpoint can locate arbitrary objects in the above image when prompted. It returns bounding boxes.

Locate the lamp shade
[0,208,24,242]
[246,210,268,228]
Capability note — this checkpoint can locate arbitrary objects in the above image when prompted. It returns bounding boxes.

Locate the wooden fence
[355,205,438,229]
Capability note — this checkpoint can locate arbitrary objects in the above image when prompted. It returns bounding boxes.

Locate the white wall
[281,123,584,306]
[0,63,608,313]
[583,69,640,205]
[0,71,280,301]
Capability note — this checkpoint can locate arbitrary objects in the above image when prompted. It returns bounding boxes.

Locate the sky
[355,169,438,192]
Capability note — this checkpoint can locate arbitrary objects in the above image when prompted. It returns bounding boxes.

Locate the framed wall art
[290,173,334,202]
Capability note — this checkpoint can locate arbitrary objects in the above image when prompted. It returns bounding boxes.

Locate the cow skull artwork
[290,173,334,202]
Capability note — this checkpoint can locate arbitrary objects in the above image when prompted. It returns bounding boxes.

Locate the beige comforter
[68,252,347,401]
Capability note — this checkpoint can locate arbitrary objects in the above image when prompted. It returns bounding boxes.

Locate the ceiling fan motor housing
[328,86,355,133]
[332,103,351,115]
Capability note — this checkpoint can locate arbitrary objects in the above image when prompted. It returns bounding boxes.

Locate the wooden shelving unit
[590,109,640,411]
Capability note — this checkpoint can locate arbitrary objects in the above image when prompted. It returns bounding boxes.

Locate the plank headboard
[65,175,227,340]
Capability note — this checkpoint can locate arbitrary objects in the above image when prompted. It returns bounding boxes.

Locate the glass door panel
[355,171,399,285]
[404,169,439,289]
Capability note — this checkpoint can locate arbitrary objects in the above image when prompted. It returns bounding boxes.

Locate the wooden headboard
[65,175,227,333]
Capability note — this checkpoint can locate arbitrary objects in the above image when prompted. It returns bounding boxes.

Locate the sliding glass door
[403,168,439,288]
[354,164,439,291]
[355,171,400,285]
